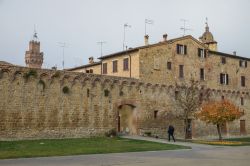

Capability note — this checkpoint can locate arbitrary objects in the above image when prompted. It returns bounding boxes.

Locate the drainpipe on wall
[101,61,103,75]
[129,54,132,78]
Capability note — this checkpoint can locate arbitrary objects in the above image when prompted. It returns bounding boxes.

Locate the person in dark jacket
[168,125,175,142]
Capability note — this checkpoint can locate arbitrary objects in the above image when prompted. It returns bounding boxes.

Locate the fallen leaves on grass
[194,140,242,145]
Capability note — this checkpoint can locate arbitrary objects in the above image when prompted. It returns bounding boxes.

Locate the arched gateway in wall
[114,99,138,135]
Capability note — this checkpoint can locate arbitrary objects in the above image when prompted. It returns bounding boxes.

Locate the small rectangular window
[123,58,129,71]
[104,89,109,97]
[239,60,243,67]
[200,68,205,80]
[154,110,158,119]
[112,60,118,73]
[221,95,225,100]
[89,69,93,73]
[179,65,184,78]
[221,57,226,64]
[199,93,203,103]
[87,89,90,97]
[102,63,107,74]
[86,70,90,73]
[241,76,245,87]
[241,97,244,105]
[167,62,172,70]
[175,91,179,100]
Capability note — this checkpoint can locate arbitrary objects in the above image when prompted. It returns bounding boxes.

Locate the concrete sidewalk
[121,135,218,150]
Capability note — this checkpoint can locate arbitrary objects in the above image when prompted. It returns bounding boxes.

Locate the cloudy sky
[0,0,250,69]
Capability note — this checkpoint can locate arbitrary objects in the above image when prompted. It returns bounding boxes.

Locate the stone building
[0,23,249,140]
[67,22,250,138]
[68,22,249,93]
[25,31,43,68]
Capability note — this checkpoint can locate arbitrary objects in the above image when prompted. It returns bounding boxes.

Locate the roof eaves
[66,62,101,71]
[98,48,139,60]
[209,51,250,61]
[167,35,207,48]
[98,35,206,60]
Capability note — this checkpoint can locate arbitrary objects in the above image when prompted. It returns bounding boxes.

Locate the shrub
[23,69,37,80]
[52,71,60,78]
[105,128,117,137]
[62,86,70,94]
[144,131,152,137]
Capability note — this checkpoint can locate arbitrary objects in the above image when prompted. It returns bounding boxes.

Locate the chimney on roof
[144,35,149,45]
[89,56,94,64]
[233,51,236,55]
[163,34,168,42]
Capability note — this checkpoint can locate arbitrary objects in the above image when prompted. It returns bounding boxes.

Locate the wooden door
[240,120,246,135]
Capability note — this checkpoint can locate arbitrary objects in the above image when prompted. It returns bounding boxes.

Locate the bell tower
[25,31,43,68]
[199,18,218,51]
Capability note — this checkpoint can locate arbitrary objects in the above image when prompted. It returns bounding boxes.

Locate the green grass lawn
[0,137,189,159]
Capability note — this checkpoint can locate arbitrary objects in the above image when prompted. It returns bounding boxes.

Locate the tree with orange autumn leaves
[196,100,243,140]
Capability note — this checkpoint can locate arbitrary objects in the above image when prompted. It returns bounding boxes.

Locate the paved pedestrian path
[121,135,218,150]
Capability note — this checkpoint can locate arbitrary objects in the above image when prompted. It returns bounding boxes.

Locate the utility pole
[58,42,67,70]
[123,23,131,51]
[145,19,154,35]
[97,41,106,57]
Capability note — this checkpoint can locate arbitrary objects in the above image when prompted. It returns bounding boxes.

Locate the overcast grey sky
[0,0,250,69]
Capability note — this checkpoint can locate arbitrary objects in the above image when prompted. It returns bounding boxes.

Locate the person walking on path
[168,125,175,142]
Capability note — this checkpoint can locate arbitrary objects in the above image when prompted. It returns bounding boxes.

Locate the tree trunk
[216,124,222,141]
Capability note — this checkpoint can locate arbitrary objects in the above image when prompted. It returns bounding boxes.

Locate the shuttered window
[220,73,229,85]
[198,48,206,58]
[112,60,118,73]
[167,62,172,70]
[102,63,107,74]
[123,58,129,71]
[241,76,246,87]
[221,57,226,64]
[177,44,187,55]
[200,68,205,80]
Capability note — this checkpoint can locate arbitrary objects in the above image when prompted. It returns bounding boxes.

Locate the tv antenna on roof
[123,23,131,51]
[145,19,154,35]
[97,41,106,57]
[180,19,192,36]
[58,42,68,70]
